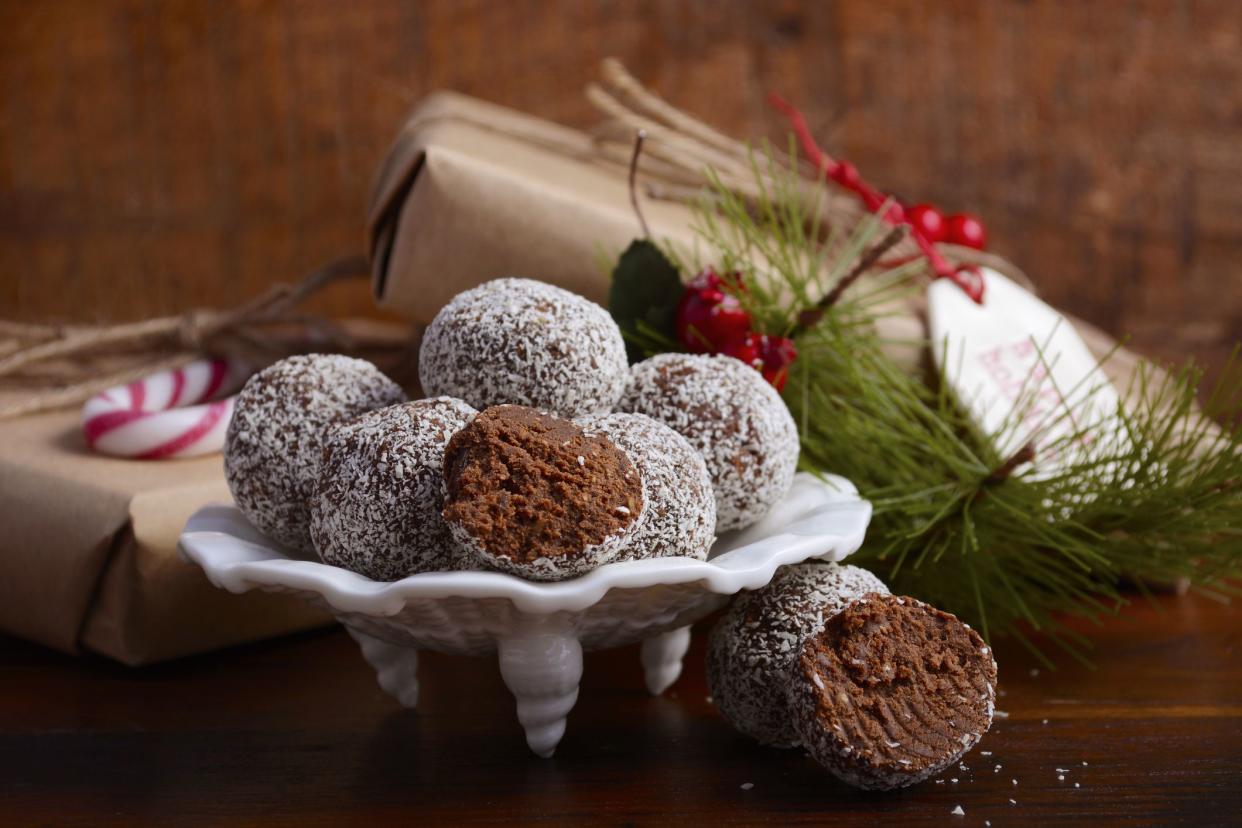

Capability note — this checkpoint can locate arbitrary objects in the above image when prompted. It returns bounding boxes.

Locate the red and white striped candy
[82,359,247,460]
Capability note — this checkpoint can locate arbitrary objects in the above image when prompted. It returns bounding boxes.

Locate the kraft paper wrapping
[0,409,328,665]
[368,91,1143,391]
[369,91,703,319]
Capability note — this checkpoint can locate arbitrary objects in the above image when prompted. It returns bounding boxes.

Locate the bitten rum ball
[619,352,799,531]
[442,405,642,581]
[789,593,997,790]
[419,278,629,418]
[707,562,889,747]
[310,397,477,581]
[223,355,406,554]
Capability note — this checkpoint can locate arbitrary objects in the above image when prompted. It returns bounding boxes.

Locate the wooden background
[3,0,1242,379]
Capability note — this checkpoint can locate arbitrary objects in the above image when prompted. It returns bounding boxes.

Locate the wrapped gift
[0,408,329,665]
[368,91,703,322]
[368,91,1149,395]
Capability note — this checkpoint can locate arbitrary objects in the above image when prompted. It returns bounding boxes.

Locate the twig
[0,352,198,419]
[628,129,651,239]
[794,225,906,333]
[591,59,1035,289]
[983,442,1038,487]
[599,57,746,159]
[0,320,61,341]
[587,84,756,183]
[0,317,176,376]
[599,57,817,181]
[0,256,380,419]
[0,256,368,379]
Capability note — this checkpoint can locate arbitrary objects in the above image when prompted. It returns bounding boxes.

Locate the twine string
[0,256,375,419]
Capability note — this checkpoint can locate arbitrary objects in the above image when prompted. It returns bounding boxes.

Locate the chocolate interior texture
[796,593,996,785]
[442,405,642,563]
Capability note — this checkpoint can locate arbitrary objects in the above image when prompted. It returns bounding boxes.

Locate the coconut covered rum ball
[707,562,889,747]
[576,412,716,562]
[310,397,477,580]
[419,278,629,418]
[442,405,643,581]
[618,352,799,531]
[223,355,406,554]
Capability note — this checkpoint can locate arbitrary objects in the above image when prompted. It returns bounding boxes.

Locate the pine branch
[684,151,1242,660]
[794,225,906,335]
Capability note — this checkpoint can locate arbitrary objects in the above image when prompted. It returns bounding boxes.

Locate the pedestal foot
[347,627,420,709]
[641,626,691,696]
[497,630,583,758]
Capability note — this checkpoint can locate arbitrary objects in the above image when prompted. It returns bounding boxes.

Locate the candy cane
[81,358,248,459]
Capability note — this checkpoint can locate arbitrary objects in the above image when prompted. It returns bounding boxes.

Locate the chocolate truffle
[618,353,799,531]
[309,397,477,580]
[442,405,643,581]
[707,563,889,747]
[419,278,629,418]
[224,355,407,553]
[789,593,997,790]
[576,412,716,561]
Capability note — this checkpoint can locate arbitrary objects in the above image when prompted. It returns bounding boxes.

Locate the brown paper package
[369,92,1144,387]
[0,409,328,665]
[369,91,704,319]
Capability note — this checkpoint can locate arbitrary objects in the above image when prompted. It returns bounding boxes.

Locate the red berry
[907,203,947,243]
[718,331,798,391]
[945,213,988,250]
[675,270,752,353]
[757,335,798,392]
[719,332,763,370]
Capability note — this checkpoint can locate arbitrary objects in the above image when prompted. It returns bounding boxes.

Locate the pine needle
[673,152,1242,659]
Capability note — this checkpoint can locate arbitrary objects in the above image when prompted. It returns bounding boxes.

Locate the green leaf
[608,239,684,362]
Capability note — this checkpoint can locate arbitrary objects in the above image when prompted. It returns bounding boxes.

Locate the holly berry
[907,203,947,243]
[674,268,797,391]
[945,213,988,250]
[719,332,798,392]
[757,334,798,391]
[675,270,752,353]
[719,332,763,370]
[771,93,990,303]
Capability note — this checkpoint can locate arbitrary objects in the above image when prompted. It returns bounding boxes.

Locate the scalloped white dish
[180,471,871,757]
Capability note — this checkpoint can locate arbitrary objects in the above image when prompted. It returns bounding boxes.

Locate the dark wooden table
[2,591,1239,826]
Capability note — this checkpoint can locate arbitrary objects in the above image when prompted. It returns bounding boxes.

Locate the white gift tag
[928,268,1127,478]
